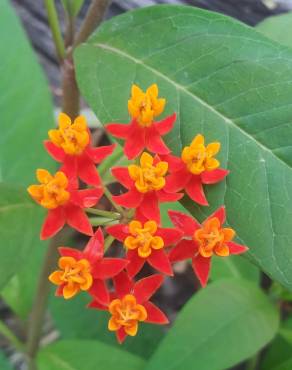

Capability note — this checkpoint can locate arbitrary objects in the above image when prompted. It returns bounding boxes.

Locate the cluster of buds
[28,84,248,343]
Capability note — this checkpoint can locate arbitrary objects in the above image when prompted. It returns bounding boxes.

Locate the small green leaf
[37,340,146,370]
[145,279,279,370]
[74,5,292,290]
[257,13,292,49]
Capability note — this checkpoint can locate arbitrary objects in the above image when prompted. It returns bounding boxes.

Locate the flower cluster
[28,83,248,343]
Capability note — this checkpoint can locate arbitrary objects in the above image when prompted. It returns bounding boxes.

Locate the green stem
[104,235,115,251]
[85,207,120,219]
[103,186,125,214]
[44,0,65,61]
[0,320,24,353]
[89,217,119,226]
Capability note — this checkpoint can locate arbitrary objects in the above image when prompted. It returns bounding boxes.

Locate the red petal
[148,249,173,276]
[192,255,211,288]
[138,192,160,223]
[112,188,143,208]
[168,210,201,237]
[83,227,104,261]
[59,247,82,259]
[126,250,145,278]
[70,188,103,208]
[157,190,183,203]
[133,274,164,304]
[44,141,65,162]
[208,206,226,225]
[143,301,169,324]
[86,144,116,163]
[169,239,197,262]
[227,241,249,255]
[105,123,129,139]
[111,167,133,189]
[124,123,145,159]
[55,285,64,297]
[77,155,101,187]
[201,169,229,184]
[87,300,108,311]
[113,271,133,298]
[116,328,127,344]
[60,157,78,184]
[146,126,170,155]
[161,154,185,172]
[106,224,129,242]
[88,279,109,305]
[65,204,93,236]
[92,258,128,279]
[156,228,183,247]
[41,208,65,240]
[185,176,208,206]
[165,169,191,192]
[154,113,176,135]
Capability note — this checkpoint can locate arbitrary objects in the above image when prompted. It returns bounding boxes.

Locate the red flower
[169,207,248,287]
[49,228,128,304]
[44,113,115,186]
[27,169,102,239]
[88,272,168,343]
[106,217,182,277]
[105,84,176,159]
[164,134,229,206]
[111,152,183,223]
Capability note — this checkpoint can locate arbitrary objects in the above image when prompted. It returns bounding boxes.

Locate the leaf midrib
[91,42,291,171]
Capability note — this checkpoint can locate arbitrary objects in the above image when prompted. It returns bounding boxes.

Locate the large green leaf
[257,13,292,49]
[37,340,146,370]
[75,5,292,290]
[145,279,278,370]
[0,1,54,290]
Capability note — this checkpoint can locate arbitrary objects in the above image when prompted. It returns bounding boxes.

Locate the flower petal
[106,224,129,242]
[70,188,103,208]
[192,255,211,288]
[143,301,169,324]
[65,204,93,236]
[146,126,170,155]
[111,167,133,189]
[126,250,145,278]
[148,249,173,276]
[87,299,108,311]
[83,227,104,262]
[41,208,66,240]
[168,210,201,237]
[88,279,109,305]
[156,228,183,247]
[165,169,191,192]
[86,144,116,163]
[59,247,82,259]
[227,241,249,255]
[77,155,101,187]
[116,327,127,344]
[169,239,197,262]
[113,271,133,298]
[201,168,229,184]
[124,124,145,160]
[185,176,208,206]
[105,123,129,139]
[157,190,183,203]
[92,258,128,279]
[44,140,65,162]
[208,206,226,225]
[133,274,164,304]
[154,113,176,135]
[112,188,143,208]
[138,192,160,223]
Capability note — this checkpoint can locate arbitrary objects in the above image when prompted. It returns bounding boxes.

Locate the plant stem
[85,207,120,219]
[104,235,115,251]
[73,0,111,48]
[89,217,119,226]
[0,320,24,353]
[26,237,59,370]
[103,186,124,214]
[43,0,65,61]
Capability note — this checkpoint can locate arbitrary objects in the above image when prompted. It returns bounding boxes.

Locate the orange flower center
[48,113,89,155]
[27,169,70,209]
[49,257,93,299]
[181,134,221,175]
[124,220,164,258]
[194,217,235,257]
[128,152,168,193]
[108,294,147,336]
[128,84,166,127]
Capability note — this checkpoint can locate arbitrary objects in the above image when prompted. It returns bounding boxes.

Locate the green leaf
[257,13,292,49]
[0,352,13,370]
[50,293,164,359]
[37,340,146,370]
[74,5,292,290]
[0,1,54,290]
[61,0,84,16]
[145,279,279,370]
